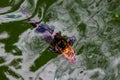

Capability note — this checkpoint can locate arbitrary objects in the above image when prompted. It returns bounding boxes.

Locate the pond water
[0,0,120,80]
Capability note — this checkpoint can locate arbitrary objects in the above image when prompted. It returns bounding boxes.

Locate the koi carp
[20,7,76,63]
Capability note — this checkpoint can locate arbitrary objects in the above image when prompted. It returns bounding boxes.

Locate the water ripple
[0,0,120,80]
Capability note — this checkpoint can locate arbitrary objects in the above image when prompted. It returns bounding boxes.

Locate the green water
[0,0,120,80]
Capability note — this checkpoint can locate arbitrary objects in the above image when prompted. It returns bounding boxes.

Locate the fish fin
[67,36,76,46]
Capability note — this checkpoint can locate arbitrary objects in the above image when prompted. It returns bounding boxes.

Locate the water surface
[0,0,120,80]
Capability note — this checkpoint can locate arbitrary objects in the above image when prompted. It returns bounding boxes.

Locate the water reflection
[0,0,120,80]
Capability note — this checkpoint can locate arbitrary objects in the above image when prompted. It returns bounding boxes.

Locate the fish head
[62,46,76,64]
[67,51,76,64]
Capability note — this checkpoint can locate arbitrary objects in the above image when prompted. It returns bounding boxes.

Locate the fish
[20,7,77,63]
[6,14,21,18]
